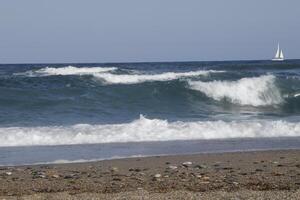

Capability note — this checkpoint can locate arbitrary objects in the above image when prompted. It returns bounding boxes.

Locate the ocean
[1,60,300,165]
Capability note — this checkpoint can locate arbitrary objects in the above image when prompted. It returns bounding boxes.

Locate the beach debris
[182,161,193,167]
[167,165,178,170]
[5,172,12,176]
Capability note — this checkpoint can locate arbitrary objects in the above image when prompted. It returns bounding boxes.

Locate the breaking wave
[15,66,117,76]
[94,70,222,84]
[188,75,283,106]
[1,115,300,147]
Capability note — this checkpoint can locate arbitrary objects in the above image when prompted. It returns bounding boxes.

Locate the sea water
[1,60,300,165]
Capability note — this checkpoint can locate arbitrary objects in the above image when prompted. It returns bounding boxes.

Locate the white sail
[280,50,284,59]
[272,43,284,61]
[275,44,280,58]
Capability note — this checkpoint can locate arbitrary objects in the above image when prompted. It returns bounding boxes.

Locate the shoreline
[2,147,300,167]
[2,136,300,166]
[1,149,300,199]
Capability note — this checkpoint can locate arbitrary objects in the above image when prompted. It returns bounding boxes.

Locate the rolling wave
[15,66,117,77]
[188,75,283,106]
[94,70,223,84]
[1,115,300,147]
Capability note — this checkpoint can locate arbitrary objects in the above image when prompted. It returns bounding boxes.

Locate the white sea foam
[188,75,283,106]
[294,93,300,97]
[94,70,222,84]
[16,66,117,76]
[1,115,299,147]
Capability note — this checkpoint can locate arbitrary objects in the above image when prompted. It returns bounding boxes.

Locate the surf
[188,75,283,106]
[15,66,117,77]
[1,115,300,147]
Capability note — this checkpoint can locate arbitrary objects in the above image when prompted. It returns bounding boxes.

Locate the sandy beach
[1,149,300,199]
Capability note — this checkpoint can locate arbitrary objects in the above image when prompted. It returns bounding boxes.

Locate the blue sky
[0,0,299,63]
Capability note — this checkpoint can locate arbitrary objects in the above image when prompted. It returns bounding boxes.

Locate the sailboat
[272,43,284,61]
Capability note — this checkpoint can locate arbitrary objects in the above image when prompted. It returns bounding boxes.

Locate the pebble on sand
[167,165,178,170]
[182,162,193,167]
[154,174,162,178]
[5,172,12,176]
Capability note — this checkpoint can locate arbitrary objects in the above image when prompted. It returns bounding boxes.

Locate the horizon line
[0,58,299,65]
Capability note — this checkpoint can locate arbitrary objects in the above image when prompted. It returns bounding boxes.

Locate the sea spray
[1,115,300,147]
[188,75,283,106]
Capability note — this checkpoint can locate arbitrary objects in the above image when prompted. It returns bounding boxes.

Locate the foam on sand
[188,75,283,106]
[1,115,299,147]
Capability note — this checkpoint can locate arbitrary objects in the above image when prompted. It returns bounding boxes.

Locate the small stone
[167,165,178,170]
[194,164,207,169]
[5,172,12,176]
[52,174,60,178]
[134,168,141,172]
[203,176,210,181]
[199,181,210,184]
[196,175,202,178]
[182,162,193,167]
[111,167,119,172]
[64,174,74,179]
[272,172,284,176]
[163,175,169,178]
[233,182,239,185]
[38,174,46,178]
[154,174,162,178]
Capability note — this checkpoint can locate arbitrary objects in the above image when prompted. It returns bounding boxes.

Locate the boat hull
[272,58,284,61]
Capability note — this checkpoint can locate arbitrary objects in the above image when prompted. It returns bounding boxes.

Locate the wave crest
[94,70,222,84]
[1,115,299,147]
[16,66,117,76]
[188,75,283,106]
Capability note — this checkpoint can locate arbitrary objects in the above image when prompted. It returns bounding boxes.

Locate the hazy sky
[0,0,299,63]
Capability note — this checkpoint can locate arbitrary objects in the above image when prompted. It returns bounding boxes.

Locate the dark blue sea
[1,60,300,165]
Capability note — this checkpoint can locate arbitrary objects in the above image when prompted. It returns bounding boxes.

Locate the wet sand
[1,150,300,199]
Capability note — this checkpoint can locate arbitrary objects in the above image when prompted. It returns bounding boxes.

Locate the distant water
[1,60,300,165]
